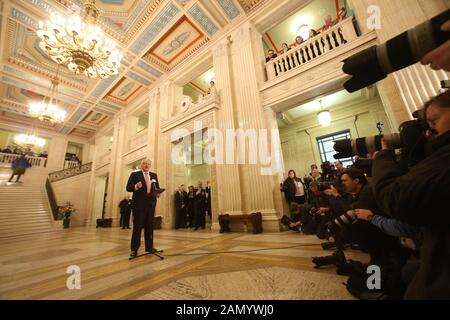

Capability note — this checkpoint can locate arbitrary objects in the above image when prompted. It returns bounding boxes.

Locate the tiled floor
[0,227,369,299]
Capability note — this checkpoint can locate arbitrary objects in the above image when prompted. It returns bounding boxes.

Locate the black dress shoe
[130,251,138,258]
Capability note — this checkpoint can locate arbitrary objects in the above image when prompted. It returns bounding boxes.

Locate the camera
[333,210,358,229]
[333,117,428,168]
[320,161,337,181]
[342,9,449,92]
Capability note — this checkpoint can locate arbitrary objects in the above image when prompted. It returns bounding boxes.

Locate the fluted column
[155,82,172,228]
[104,114,126,225]
[211,39,243,222]
[350,0,449,129]
[147,89,160,162]
[229,22,278,230]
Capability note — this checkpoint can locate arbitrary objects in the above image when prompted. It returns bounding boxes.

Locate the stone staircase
[0,184,57,238]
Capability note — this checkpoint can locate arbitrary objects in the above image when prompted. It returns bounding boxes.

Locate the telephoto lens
[333,210,358,229]
[343,9,450,92]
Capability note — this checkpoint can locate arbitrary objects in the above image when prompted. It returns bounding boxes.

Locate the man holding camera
[372,91,450,299]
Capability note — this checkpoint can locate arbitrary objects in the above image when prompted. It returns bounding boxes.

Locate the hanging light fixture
[29,64,66,124]
[14,133,46,149]
[36,0,121,79]
[317,100,331,127]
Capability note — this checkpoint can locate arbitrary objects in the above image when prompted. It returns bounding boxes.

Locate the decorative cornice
[7,57,87,92]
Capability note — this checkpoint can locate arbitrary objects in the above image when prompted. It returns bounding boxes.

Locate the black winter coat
[372,131,450,299]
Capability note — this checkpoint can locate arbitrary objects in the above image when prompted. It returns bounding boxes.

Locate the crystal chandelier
[36,0,121,79]
[29,65,66,124]
[14,133,46,148]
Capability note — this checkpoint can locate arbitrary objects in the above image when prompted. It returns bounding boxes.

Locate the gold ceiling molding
[7,56,88,92]
[237,0,266,12]
[126,0,165,45]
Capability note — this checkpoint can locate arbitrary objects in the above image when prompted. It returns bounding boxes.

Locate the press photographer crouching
[313,168,411,299]
[372,90,450,299]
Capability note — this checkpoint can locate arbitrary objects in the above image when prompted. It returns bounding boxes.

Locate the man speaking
[126,159,160,258]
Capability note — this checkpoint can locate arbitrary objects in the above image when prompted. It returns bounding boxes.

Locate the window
[316,130,353,168]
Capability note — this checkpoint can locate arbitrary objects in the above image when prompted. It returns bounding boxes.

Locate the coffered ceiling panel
[0,0,266,139]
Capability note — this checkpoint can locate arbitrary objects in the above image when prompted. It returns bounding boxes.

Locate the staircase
[0,185,56,238]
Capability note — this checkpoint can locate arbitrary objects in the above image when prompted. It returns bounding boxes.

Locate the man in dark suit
[174,184,188,229]
[194,181,206,230]
[118,196,132,229]
[126,159,160,258]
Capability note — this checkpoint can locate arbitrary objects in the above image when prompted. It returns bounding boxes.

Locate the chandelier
[14,133,46,148]
[29,65,66,124]
[36,0,121,79]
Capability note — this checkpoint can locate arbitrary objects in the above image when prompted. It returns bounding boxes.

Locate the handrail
[48,162,93,183]
[265,17,358,80]
[0,152,47,168]
[45,178,59,220]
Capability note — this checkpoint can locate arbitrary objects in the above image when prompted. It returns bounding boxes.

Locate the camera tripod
[129,248,164,260]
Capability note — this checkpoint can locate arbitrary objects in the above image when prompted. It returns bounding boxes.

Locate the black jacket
[282,178,306,202]
[175,191,188,210]
[372,131,450,299]
[126,171,160,210]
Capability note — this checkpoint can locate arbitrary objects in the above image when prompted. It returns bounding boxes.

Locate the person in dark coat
[126,159,161,258]
[372,91,450,299]
[174,184,188,229]
[193,181,206,230]
[205,181,212,217]
[186,185,195,228]
[281,169,307,206]
[118,196,132,229]
[8,154,31,182]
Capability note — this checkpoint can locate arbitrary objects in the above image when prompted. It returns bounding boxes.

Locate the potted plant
[60,202,76,228]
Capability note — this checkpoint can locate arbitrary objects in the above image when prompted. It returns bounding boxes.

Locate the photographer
[372,90,450,299]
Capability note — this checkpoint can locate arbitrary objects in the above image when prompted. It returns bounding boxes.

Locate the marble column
[349,0,449,128]
[104,114,126,225]
[46,136,67,171]
[229,22,279,231]
[211,39,243,223]
[155,82,172,228]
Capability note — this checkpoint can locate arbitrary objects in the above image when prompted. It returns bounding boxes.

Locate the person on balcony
[8,153,31,183]
[335,7,348,23]
[265,49,279,77]
[1,146,12,153]
[293,36,306,65]
[322,15,334,31]
[281,42,292,71]
[265,49,277,62]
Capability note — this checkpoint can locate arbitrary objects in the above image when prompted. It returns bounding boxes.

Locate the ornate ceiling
[0,0,266,139]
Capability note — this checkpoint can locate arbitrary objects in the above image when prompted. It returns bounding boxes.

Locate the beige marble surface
[0,227,368,300]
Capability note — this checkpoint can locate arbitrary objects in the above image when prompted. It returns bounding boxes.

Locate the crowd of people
[118,180,213,231]
[1,145,47,158]
[280,159,421,299]
[174,181,212,230]
[276,88,450,299]
[265,8,349,74]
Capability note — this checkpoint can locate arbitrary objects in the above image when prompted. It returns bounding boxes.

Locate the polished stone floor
[0,227,369,300]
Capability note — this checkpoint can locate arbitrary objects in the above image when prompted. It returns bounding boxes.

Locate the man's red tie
[145,172,150,194]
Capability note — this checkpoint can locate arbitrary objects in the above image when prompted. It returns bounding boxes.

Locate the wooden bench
[218,212,263,234]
